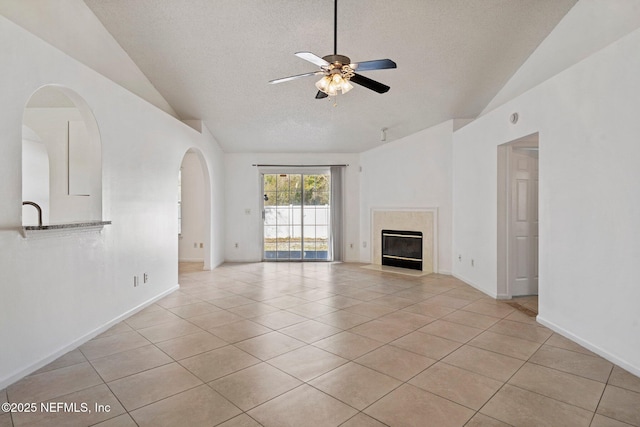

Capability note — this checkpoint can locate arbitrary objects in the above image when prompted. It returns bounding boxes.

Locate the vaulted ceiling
[84,0,576,153]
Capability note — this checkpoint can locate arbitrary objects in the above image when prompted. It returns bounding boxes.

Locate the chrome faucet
[22,201,43,227]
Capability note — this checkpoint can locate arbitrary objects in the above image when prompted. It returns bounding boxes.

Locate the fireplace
[371,209,435,274]
[382,229,423,271]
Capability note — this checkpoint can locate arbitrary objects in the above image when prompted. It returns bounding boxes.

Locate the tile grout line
[589,362,616,426]
[474,329,599,424]
[193,276,472,423]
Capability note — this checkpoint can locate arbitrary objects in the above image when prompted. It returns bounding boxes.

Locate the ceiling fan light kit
[315,58,355,96]
[269,0,396,98]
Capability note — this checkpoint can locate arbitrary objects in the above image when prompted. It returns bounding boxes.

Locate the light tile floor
[3,262,640,426]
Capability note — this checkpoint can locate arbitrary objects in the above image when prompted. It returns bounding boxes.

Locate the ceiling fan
[269,0,397,99]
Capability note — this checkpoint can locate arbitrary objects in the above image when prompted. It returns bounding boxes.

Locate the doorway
[178,149,212,271]
[262,172,331,261]
[497,134,539,298]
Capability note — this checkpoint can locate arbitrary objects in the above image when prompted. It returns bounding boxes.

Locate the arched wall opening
[22,85,102,225]
[178,148,212,271]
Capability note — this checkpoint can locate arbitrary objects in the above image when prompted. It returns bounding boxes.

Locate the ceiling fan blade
[295,51,330,67]
[315,91,329,99]
[269,71,324,84]
[353,58,397,71]
[350,73,390,94]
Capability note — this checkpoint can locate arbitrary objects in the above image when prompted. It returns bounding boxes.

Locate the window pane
[276,174,292,193]
[291,205,302,225]
[303,206,317,224]
[276,190,290,205]
[276,206,291,226]
[263,174,277,192]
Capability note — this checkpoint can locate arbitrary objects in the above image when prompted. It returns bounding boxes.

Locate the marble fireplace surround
[371,208,437,274]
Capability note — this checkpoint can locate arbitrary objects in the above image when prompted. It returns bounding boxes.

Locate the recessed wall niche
[22,86,102,225]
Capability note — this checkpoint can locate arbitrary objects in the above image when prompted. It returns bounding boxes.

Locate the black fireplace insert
[381,229,423,270]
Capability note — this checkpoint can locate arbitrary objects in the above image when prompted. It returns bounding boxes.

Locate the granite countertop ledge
[23,221,112,231]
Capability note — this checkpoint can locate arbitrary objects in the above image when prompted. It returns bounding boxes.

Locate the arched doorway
[178,148,212,272]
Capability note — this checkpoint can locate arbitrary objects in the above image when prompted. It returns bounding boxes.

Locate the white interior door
[509,148,539,296]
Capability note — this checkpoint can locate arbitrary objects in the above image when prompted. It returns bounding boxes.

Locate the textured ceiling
[84,0,576,153]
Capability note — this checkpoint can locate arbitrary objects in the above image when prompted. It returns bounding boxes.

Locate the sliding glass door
[262,172,330,261]
[263,173,302,260]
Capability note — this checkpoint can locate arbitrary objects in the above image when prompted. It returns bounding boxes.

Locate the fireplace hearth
[382,229,423,271]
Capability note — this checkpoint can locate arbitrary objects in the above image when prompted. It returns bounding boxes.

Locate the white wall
[359,120,457,273]
[204,127,227,271]
[0,17,226,388]
[179,151,205,262]
[452,19,640,373]
[482,0,640,114]
[224,153,360,262]
[0,0,177,117]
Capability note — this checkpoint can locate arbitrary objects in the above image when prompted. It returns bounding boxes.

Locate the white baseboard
[451,272,498,299]
[224,258,262,263]
[0,284,180,390]
[537,315,640,378]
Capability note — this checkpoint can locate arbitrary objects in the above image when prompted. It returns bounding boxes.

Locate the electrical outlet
[471,259,475,267]
[199,243,203,248]
[193,243,197,248]
[133,276,138,287]
[234,242,239,248]
[144,273,148,283]
[349,243,353,249]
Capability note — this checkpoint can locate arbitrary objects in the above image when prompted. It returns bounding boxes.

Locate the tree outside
[263,173,330,206]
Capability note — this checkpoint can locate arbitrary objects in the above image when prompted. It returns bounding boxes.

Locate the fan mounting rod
[333,0,338,55]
